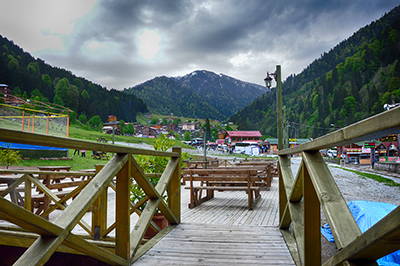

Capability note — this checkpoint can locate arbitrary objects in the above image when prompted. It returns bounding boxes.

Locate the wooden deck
[133,223,295,265]
[133,173,295,265]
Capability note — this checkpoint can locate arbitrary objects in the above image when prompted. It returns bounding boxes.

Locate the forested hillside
[230,5,400,139]
[0,35,147,122]
[174,70,267,118]
[125,76,225,120]
[125,70,267,120]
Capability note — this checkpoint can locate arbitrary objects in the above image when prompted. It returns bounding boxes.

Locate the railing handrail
[277,106,400,265]
[0,128,179,157]
[279,105,400,155]
[0,170,96,176]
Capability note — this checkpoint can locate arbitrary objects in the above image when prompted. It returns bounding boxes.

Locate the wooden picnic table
[91,151,110,160]
[184,168,262,210]
[0,174,25,206]
[37,166,72,172]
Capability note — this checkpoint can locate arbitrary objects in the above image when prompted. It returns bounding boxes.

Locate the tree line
[0,35,148,126]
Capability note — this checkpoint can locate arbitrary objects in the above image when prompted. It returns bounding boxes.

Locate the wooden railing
[0,128,181,265]
[278,106,400,265]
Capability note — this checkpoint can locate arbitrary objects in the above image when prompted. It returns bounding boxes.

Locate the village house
[142,126,157,137]
[182,122,195,131]
[224,131,262,143]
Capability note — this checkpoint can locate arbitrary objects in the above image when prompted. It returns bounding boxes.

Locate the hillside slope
[0,35,147,122]
[125,76,224,120]
[125,70,268,120]
[230,5,400,139]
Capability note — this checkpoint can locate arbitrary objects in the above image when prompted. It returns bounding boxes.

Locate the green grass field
[1,122,193,170]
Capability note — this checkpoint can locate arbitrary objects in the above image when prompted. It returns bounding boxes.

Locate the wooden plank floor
[133,223,295,266]
[134,176,296,265]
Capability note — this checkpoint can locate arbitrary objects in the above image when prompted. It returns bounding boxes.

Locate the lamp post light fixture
[264,65,283,151]
[263,71,276,89]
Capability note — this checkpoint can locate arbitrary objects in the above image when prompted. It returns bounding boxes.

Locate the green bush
[0,149,21,169]
[131,134,189,209]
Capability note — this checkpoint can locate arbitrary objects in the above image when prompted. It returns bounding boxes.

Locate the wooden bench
[184,168,262,210]
[183,164,273,189]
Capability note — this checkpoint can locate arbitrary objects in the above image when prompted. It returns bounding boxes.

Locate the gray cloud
[31,0,400,89]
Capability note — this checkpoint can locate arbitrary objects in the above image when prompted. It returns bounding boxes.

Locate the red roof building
[225,131,262,143]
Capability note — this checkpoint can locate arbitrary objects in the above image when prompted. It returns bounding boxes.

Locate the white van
[234,142,259,155]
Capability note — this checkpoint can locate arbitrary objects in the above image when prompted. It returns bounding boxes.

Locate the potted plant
[131,134,189,238]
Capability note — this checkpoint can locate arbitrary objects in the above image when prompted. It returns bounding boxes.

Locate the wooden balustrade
[278,106,400,265]
[0,128,181,265]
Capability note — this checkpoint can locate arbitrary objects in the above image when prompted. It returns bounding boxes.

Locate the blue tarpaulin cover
[0,142,67,151]
[321,201,400,265]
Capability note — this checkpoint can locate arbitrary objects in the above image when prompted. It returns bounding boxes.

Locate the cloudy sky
[1,0,399,90]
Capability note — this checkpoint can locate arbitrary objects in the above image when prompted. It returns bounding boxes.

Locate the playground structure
[0,95,71,138]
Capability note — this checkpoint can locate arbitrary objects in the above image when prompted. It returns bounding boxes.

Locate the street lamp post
[264,65,282,151]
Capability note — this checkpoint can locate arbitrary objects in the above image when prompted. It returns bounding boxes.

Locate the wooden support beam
[12,154,129,265]
[130,158,160,199]
[302,151,361,250]
[289,162,303,202]
[168,147,181,224]
[115,155,130,260]
[279,105,400,155]
[0,197,126,265]
[92,164,106,239]
[303,164,321,265]
[324,206,400,266]
[278,155,305,264]
[0,174,27,198]
[0,128,179,157]
[129,198,162,259]
[24,175,31,211]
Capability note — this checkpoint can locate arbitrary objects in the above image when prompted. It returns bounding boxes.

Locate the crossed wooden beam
[0,150,181,265]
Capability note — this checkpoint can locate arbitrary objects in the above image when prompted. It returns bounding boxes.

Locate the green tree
[69,111,77,124]
[125,123,135,135]
[88,115,102,129]
[79,114,87,124]
[388,77,400,92]
[119,120,126,135]
[81,89,90,99]
[0,149,21,169]
[42,74,52,86]
[13,87,21,96]
[150,118,158,124]
[184,130,191,141]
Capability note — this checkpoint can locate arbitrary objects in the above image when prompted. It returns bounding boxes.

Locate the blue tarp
[321,201,400,265]
[0,142,67,151]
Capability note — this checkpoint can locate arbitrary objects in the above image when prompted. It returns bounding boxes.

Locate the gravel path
[290,157,400,205]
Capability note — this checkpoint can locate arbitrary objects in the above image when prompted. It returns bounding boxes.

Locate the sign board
[364,142,375,148]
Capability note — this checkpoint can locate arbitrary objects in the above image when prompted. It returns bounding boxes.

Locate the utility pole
[276,65,283,151]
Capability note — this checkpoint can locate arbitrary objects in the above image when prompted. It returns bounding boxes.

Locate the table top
[37,166,72,171]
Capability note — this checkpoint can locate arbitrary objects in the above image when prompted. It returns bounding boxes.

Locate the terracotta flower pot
[144,212,168,239]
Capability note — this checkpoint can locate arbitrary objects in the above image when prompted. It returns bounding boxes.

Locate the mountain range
[124,70,268,120]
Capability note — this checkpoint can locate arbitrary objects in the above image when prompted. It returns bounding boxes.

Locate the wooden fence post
[303,161,321,265]
[92,164,107,239]
[168,147,181,224]
[115,154,130,260]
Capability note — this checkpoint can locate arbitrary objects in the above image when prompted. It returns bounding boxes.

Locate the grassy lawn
[16,149,107,171]
[2,122,193,170]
